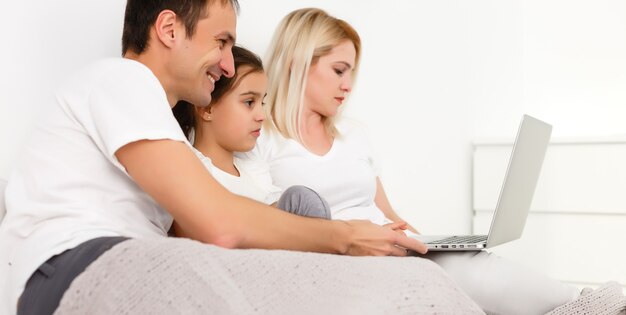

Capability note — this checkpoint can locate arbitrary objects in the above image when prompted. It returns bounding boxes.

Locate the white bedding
[55,237,484,314]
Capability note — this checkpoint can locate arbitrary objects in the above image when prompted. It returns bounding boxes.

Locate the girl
[173,46,331,238]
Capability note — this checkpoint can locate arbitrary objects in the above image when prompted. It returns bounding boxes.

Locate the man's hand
[342,220,428,256]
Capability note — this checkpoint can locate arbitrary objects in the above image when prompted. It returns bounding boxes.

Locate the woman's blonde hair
[264,8,361,143]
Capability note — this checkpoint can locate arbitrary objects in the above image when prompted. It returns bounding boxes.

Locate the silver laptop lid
[486,115,552,248]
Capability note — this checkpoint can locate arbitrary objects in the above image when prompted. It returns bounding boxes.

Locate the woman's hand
[384,221,410,236]
[342,220,428,256]
[374,178,420,234]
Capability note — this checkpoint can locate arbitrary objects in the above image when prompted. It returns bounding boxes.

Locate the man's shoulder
[77,58,151,81]
[61,58,148,85]
[59,58,161,98]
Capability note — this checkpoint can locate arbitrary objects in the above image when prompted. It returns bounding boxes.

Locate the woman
[257,7,416,232]
[244,7,603,315]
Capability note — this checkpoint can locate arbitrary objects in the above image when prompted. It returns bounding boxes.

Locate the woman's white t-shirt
[243,120,389,225]
[190,147,281,205]
[0,58,188,314]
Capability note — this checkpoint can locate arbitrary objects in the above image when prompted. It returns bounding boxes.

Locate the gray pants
[18,236,129,315]
[276,185,331,220]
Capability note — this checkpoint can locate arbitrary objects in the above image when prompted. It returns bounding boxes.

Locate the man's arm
[116,139,427,255]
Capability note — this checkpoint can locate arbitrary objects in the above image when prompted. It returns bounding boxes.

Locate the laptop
[412,115,552,251]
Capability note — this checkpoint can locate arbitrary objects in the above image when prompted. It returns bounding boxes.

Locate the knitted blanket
[54,237,484,315]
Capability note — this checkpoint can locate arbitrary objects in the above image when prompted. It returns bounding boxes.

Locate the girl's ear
[198,107,213,122]
[202,112,212,121]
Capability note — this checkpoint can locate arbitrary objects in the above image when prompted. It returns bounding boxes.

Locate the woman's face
[204,68,267,152]
[303,40,357,118]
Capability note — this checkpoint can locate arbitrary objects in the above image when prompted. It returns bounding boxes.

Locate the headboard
[473,137,626,291]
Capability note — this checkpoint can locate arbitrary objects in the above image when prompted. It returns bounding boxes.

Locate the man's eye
[217,39,227,48]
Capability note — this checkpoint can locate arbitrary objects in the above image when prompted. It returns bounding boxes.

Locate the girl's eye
[243,100,254,107]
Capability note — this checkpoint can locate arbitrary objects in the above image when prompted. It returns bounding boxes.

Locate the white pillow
[0,178,7,223]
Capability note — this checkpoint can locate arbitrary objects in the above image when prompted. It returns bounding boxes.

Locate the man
[0,1,426,314]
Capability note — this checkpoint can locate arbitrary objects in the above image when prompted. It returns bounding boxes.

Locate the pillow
[0,178,7,223]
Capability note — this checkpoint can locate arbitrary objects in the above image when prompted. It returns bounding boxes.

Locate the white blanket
[55,237,484,314]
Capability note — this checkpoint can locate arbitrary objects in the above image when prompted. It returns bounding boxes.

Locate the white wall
[1,0,625,237]
[471,0,626,139]
[0,0,126,175]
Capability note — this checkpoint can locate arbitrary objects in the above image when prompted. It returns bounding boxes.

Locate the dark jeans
[17,236,129,315]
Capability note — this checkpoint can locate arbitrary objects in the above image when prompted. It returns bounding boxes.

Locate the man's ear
[154,10,179,48]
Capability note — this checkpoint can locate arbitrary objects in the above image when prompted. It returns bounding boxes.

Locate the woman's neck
[300,110,333,155]
[194,130,239,176]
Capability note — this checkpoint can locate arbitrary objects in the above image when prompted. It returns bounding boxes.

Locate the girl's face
[204,67,267,152]
[303,40,356,118]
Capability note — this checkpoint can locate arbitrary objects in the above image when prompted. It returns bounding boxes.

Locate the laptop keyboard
[428,235,487,244]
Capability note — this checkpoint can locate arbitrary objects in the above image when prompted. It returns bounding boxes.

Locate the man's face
[171,2,236,107]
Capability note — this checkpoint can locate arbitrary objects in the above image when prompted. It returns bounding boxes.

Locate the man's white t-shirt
[0,58,187,314]
[243,120,390,225]
[190,147,281,205]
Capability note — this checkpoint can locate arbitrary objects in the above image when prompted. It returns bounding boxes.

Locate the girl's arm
[116,139,427,255]
[374,177,419,234]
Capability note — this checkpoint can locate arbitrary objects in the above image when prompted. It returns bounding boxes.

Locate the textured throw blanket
[54,237,484,314]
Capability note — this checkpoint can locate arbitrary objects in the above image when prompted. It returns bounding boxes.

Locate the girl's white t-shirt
[242,120,389,225]
[190,147,281,205]
[0,58,188,314]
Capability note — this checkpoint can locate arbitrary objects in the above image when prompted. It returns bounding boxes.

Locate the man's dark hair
[122,0,239,55]
[173,45,264,139]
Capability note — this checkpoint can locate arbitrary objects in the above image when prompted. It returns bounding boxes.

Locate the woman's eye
[334,68,345,76]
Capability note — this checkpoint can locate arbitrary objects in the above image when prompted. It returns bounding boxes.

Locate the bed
[0,177,485,314]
